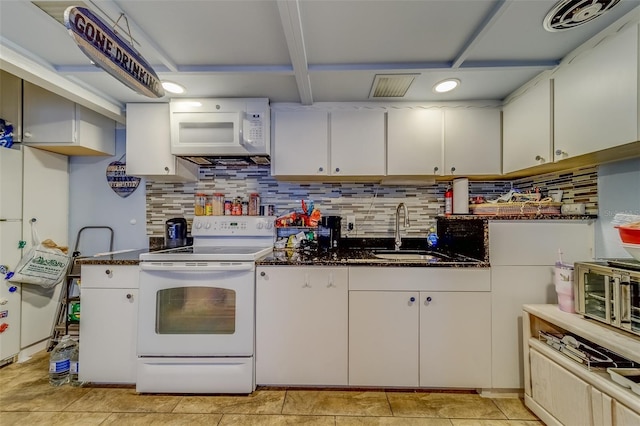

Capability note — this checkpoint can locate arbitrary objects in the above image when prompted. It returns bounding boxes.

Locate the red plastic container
[616,224,640,245]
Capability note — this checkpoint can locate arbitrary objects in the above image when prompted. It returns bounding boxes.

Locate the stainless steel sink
[372,250,448,261]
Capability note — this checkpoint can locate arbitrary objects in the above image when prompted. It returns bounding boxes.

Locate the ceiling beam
[277,0,313,105]
[452,0,513,69]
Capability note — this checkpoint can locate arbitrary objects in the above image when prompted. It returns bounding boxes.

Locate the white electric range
[136,216,275,394]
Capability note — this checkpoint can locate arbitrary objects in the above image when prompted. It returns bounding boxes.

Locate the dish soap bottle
[427,227,438,248]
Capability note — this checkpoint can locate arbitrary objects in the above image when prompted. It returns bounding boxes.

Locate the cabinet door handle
[433,166,439,174]
[126,293,133,299]
[318,167,324,172]
[105,269,111,276]
[450,166,456,174]
[409,296,416,303]
[24,131,32,139]
[425,296,432,305]
[535,155,545,162]
[335,167,340,173]
[327,273,336,288]
[555,149,567,157]
[164,166,170,173]
[260,271,266,277]
[303,273,311,288]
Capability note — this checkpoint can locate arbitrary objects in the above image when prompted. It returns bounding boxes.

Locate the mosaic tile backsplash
[146,165,599,239]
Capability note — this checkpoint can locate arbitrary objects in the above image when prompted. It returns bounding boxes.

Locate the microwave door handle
[619,277,632,331]
[612,276,621,327]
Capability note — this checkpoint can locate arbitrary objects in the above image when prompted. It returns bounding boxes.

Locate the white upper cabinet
[330,110,385,176]
[554,23,638,161]
[22,81,115,156]
[126,103,198,182]
[272,109,385,177]
[443,108,502,176]
[387,109,443,176]
[502,79,553,174]
[272,110,329,176]
[0,70,22,142]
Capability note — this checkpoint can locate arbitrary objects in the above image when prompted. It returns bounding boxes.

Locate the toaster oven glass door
[582,270,616,324]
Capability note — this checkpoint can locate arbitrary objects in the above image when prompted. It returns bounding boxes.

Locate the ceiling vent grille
[543,0,621,32]
[32,1,88,26]
[369,74,418,98]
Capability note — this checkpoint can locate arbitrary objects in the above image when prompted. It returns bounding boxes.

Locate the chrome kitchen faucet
[394,203,410,251]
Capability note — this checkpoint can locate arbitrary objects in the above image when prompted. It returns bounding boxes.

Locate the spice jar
[249,193,260,216]
[224,200,232,216]
[194,193,207,216]
[232,198,242,216]
[212,193,225,216]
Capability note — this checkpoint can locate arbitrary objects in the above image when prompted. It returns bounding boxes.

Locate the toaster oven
[575,260,640,337]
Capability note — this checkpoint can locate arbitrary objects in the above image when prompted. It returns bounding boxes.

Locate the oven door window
[156,286,236,334]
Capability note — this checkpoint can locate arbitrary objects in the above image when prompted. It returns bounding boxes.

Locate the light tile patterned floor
[0,351,543,425]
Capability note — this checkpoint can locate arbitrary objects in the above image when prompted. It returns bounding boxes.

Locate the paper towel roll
[453,178,469,214]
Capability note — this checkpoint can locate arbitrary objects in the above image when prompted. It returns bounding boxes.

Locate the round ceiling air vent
[543,0,621,32]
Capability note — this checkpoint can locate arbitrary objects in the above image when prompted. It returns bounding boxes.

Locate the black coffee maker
[318,215,342,251]
[165,218,187,248]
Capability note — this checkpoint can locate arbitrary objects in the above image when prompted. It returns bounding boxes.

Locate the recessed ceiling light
[162,81,185,94]
[433,79,460,93]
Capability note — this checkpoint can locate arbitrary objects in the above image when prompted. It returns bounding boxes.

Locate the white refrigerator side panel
[0,221,22,361]
[20,146,69,350]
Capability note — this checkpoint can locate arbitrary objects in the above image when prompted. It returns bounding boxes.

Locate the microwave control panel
[244,111,266,147]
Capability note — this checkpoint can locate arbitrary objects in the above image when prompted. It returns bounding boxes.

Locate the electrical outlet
[347,215,356,233]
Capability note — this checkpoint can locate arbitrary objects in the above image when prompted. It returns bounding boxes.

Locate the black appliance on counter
[165,218,188,248]
[318,215,342,251]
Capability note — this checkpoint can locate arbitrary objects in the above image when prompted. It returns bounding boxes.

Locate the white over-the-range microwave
[170,98,270,157]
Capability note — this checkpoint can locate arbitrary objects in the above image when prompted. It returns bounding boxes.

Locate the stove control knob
[194,222,202,229]
[265,222,273,230]
[257,222,264,229]
[204,222,211,229]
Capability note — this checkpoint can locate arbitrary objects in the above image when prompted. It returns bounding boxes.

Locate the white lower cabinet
[348,267,491,388]
[349,291,419,387]
[255,266,348,386]
[490,220,595,389]
[79,265,139,384]
[419,291,491,388]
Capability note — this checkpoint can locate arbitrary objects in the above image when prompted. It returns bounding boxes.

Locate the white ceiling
[1,0,639,120]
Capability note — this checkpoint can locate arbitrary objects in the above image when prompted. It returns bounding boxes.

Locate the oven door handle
[139,263,254,272]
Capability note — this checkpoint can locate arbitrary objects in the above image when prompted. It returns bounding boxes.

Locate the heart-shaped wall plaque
[106,161,141,198]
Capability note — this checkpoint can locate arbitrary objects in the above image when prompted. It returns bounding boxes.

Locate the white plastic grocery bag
[7,223,70,288]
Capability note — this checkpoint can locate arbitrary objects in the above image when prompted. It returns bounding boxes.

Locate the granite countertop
[257,248,488,267]
[437,214,597,221]
[258,238,488,267]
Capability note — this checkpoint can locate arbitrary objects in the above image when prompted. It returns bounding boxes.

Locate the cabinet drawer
[348,267,490,291]
[80,265,139,289]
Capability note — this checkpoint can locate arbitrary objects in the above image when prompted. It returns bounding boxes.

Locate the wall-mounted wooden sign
[64,6,165,98]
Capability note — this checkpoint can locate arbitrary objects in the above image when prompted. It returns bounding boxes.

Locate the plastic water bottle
[49,335,77,386]
[69,341,84,387]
